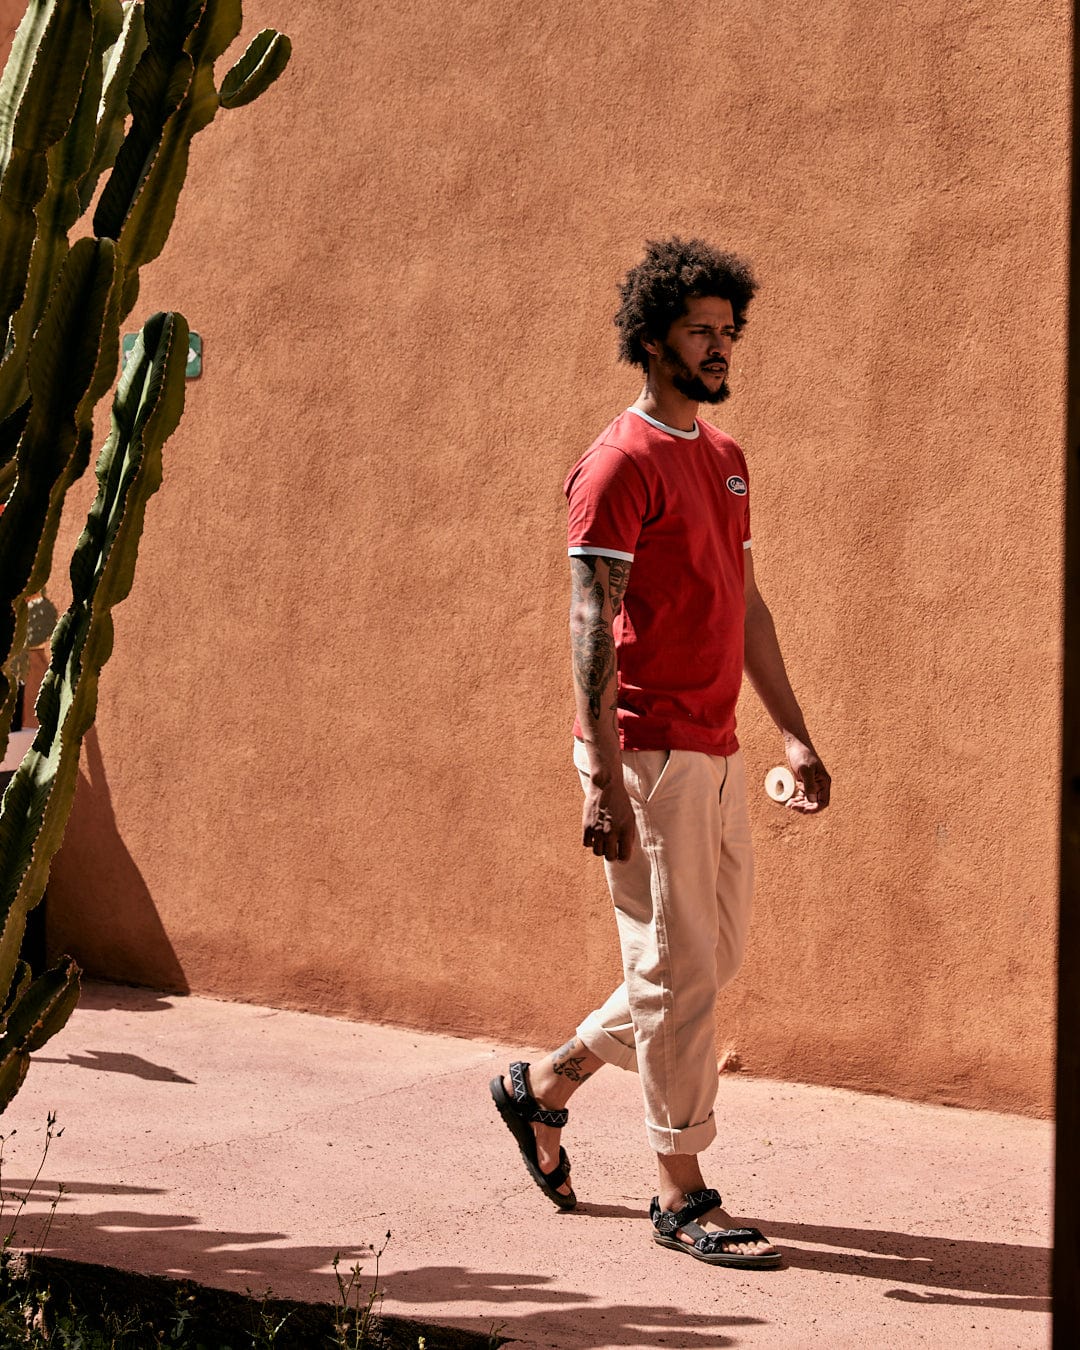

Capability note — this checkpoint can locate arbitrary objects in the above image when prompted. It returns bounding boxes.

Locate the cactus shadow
[8,1204,370,1297]
[30,1051,194,1083]
[44,728,188,995]
[8,1203,768,1348]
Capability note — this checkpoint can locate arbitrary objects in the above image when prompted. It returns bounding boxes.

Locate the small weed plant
[0,1111,65,1256]
[331,1231,390,1348]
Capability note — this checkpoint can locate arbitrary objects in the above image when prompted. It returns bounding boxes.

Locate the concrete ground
[2,982,1051,1349]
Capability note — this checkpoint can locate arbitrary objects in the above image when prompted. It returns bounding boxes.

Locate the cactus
[0,955,80,1107]
[0,2,124,425]
[0,312,187,1107]
[0,237,122,748]
[0,1,289,1111]
[0,2,291,736]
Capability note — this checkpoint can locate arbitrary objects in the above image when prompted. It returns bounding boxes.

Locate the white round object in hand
[764,765,795,803]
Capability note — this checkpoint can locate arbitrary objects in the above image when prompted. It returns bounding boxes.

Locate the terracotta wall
[5,1,1068,1115]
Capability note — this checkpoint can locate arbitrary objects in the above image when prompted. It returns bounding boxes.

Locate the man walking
[491,238,830,1267]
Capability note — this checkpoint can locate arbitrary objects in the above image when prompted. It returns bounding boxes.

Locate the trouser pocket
[622,749,672,805]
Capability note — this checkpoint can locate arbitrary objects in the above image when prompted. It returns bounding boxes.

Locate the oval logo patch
[726,475,747,496]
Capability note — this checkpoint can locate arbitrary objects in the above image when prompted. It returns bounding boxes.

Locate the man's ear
[641,334,661,360]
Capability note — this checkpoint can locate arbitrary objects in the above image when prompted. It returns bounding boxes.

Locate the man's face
[650,295,736,404]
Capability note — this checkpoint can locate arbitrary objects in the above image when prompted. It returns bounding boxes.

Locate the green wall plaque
[122,331,202,378]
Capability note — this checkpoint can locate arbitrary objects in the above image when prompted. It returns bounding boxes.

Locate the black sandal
[650,1188,781,1267]
[489,1061,577,1210]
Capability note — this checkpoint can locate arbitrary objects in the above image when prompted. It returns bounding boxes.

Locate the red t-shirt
[565,407,752,756]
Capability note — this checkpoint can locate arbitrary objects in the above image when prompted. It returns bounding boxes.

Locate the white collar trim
[626,406,700,439]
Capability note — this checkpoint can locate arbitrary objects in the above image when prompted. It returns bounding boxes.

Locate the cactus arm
[0,1,93,165]
[189,0,243,64]
[0,1,56,158]
[65,313,186,629]
[34,1,121,271]
[219,28,290,110]
[0,395,30,734]
[0,957,80,1113]
[94,2,225,316]
[0,597,30,758]
[77,0,147,214]
[95,0,286,321]
[90,43,196,247]
[0,960,32,1026]
[0,399,30,503]
[91,1,203,245]
[0,1,94,348]
[0,237,118,733]
[23,960,81,1053]
[0,311,187,1001]
[0,0,123,423]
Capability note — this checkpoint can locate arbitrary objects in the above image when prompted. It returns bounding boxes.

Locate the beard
[661,343,730,403]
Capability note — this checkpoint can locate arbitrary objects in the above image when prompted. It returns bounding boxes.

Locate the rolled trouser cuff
[577,1011,638,1071]
[646,1110,717,1156]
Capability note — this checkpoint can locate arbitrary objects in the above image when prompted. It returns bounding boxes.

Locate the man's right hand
[582,778,636,862]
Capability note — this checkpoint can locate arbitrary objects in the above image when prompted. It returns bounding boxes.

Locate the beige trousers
[574,740,755,1155]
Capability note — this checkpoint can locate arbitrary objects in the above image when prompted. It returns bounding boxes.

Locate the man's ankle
[527,1062,573,1111]
[527,1036,602,1110]
[656,1152,707,1210]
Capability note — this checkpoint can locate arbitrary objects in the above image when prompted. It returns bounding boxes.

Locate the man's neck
[632,384,699,434]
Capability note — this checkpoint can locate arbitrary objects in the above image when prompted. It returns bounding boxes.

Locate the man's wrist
[579,737,623,786]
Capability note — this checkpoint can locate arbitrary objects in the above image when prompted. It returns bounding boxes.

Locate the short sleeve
[564,445,648,561]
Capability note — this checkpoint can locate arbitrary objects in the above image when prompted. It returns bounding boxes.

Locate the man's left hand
[784,735,831,813]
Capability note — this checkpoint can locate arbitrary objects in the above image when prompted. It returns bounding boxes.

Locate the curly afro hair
[614,237,758,371]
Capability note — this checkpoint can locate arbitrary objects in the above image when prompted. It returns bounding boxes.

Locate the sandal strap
[508,1061,569,1128]
[541,1147,571,1189]
[649,1188,724,1238]
[696,1227,767,1254]
[679,1188,723,1224]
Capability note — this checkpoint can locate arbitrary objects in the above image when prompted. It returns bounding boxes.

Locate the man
[490,237,830,1268]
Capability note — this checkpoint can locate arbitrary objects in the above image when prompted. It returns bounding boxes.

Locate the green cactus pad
[219,28,291,109]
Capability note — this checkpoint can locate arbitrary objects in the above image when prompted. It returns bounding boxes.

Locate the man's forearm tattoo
[575,608,614,721]
[570,558,615,722]
[552,1038,594,1084]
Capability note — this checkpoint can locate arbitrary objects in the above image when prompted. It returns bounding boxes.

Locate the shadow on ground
[3,1196,1051,1347]
[6,1195,766,1345]
[762,1218,1050,1307]
[30,1051,195,1083]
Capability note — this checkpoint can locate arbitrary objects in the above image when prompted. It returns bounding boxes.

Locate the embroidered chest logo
[726,475,748,497]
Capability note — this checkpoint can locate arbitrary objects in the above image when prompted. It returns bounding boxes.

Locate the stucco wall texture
[5,2,1068,1115]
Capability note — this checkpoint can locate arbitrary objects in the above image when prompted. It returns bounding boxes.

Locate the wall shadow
[46,728,188,993]
[75,981,180,1013]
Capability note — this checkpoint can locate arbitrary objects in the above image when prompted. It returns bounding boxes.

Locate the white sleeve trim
[568,545,635,562]
[743,539,753,550]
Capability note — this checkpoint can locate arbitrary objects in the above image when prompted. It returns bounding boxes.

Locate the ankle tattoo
[552,1038,593,1084]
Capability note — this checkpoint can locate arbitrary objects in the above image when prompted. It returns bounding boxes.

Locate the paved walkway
[3,983,1051,1348]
